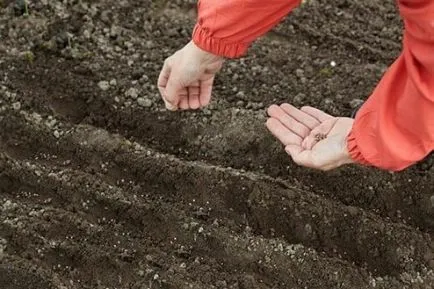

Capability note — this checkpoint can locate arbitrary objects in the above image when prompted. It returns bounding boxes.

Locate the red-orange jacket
[192,0,434,171]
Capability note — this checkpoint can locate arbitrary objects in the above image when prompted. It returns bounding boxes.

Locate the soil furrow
[1,0,433,288]
[0,256,63,289]
[1,100,433,235]
[1,188,417,289]
[1,171,403,289]
[0,110,432,278]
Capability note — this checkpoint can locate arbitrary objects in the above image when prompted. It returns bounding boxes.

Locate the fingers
[302,118,337,150]
[199,76,214,107]
[158,41,223,112]
[280,103,320,129]
[161,58,196,110]
[187,82,201,110]
[179,79,212,110]
[165,82,211,111]
[157,60,170,94]
[165,75,183,109]
[179,97,189,110]
[183,78,214,110]
[158,58,213,111]
[300,106,333,122]
[163,99,178,111]
[266,118,303,146]
[158,60,178,111]
[267,105,310,138]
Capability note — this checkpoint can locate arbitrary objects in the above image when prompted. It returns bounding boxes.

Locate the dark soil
[0,0,433,288]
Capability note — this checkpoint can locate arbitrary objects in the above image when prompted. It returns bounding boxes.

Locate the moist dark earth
[0,0,433,288]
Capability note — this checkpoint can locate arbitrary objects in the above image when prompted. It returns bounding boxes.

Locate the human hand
[158,41,224,111]
[266,104,355,171]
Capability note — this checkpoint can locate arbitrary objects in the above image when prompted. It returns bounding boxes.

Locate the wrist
[341,122,356,166]
[342,145,355,165]
[189,41,224,64]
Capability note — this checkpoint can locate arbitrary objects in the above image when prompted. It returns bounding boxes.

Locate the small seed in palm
[314,133,327,142]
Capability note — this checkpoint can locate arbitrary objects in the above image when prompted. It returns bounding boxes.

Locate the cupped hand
[266,104,355,171]
[158,41,224,111]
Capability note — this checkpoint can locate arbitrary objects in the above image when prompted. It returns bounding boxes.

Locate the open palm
[266,104,354,171]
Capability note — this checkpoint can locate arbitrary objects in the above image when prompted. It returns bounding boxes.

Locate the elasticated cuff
[347,130,371,167]
[192,24,249,59]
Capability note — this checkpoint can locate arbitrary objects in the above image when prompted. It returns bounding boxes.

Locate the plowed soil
[0,0,433,288]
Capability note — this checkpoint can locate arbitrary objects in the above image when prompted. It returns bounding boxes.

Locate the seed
[314,133,327,142]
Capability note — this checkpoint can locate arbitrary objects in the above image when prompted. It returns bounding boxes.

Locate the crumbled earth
[0,0,433,288]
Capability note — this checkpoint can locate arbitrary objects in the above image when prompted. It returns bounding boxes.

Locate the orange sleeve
[347,0,434,171]
[192,0,301,58]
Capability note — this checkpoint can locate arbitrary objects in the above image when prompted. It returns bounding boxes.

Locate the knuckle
[206,62,223,74]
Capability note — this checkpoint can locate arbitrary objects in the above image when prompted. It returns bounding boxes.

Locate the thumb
[285,145,314,168]
[285,145,303,160]
[165,77,183,111]
[163,98,178,111]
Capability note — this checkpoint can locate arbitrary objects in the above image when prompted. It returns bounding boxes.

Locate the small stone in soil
[295,68,304,78]
[350,98,364,109]
[98,81,110,91]
[137,97,152,107]
[125,88,139,99]
[12,101,21,110]
[83,30,91,39]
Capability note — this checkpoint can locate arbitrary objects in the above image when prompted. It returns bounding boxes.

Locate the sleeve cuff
[192,24,250,59]
[347,130,371,167]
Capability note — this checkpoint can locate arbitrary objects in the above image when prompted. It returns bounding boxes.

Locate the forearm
[192,0,301,58]
[348,0,434,171]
